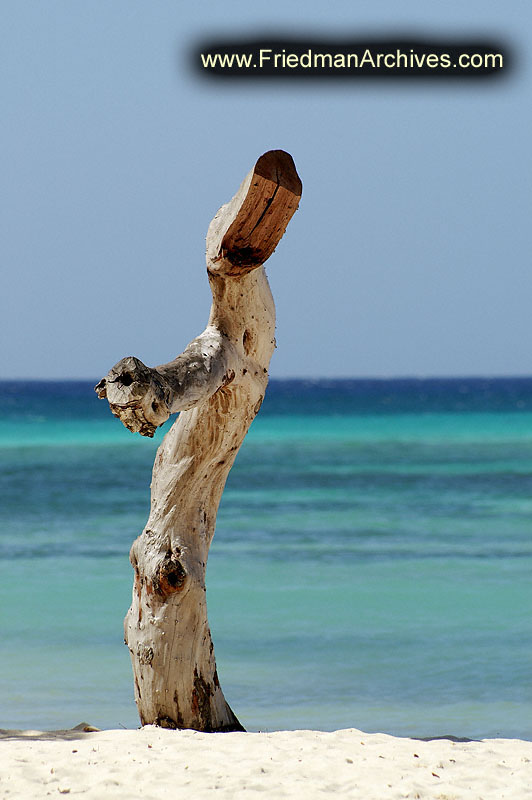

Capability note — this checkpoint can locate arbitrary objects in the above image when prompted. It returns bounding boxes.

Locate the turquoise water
[1,379,531,738]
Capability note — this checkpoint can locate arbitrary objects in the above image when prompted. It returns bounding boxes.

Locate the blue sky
[2,1,530,378]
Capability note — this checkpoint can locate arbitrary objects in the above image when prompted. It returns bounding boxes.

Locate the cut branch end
[207,149,302,276]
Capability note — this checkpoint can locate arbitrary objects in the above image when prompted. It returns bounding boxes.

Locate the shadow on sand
[0,722,103,742]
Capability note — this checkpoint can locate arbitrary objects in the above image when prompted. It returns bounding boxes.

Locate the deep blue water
[1,378,531,738]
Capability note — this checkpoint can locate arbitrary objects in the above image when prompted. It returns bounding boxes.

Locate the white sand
[1,724,531,799]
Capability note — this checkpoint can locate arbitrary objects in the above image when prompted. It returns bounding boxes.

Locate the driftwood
[95,150,302,731]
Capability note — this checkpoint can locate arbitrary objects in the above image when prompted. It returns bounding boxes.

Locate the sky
[2,1,531,379]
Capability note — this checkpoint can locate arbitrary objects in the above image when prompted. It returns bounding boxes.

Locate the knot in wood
[153,550,187,598]
[138,644,154,666]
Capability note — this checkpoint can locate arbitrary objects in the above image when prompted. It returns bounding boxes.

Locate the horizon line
[2,374,532,383]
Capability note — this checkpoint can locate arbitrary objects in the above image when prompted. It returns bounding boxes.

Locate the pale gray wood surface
[96,150,301,731]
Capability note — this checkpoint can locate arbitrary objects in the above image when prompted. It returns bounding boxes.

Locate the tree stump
[95,150,302,731]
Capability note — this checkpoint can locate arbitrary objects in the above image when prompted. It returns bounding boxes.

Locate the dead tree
[95,150,302,732]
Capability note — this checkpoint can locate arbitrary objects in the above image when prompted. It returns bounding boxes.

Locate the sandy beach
[1,724,531,799]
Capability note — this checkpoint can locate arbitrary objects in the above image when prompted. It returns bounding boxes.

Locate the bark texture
[95,150,301,731]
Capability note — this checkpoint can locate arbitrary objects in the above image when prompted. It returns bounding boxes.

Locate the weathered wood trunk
[95,151,302,731]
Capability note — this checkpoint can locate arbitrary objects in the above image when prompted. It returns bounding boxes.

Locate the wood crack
[249,182,280,235]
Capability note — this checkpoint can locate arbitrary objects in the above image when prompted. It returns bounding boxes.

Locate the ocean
[1,378,531,739]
